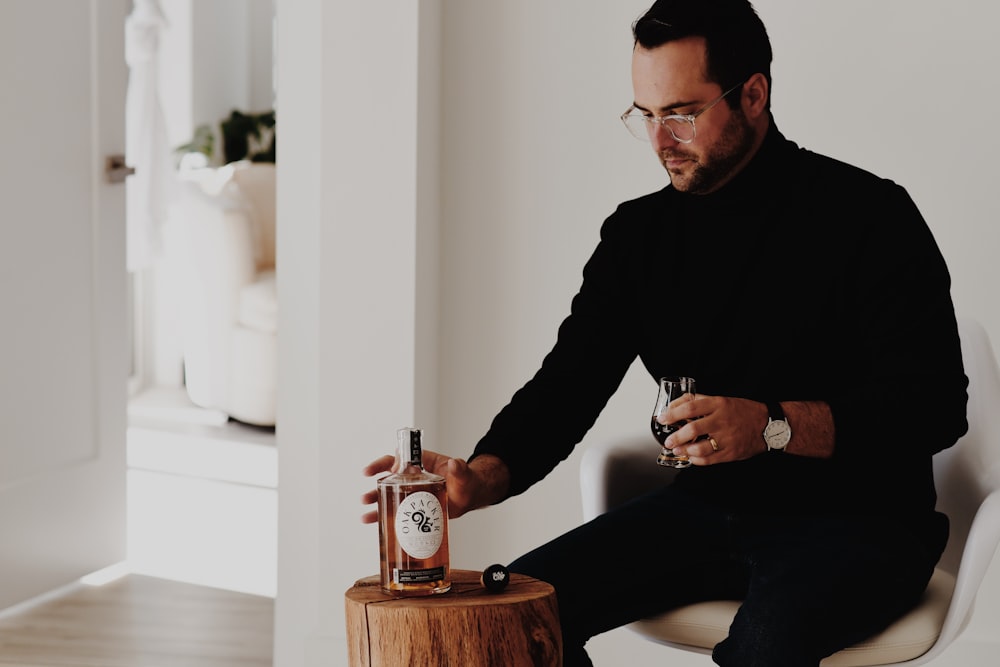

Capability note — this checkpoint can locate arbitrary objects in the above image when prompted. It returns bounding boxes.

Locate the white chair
[580,317,1000,665]
[167,160,277,426]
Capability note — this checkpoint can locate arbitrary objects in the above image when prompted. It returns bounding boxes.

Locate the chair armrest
[580,436,677,521]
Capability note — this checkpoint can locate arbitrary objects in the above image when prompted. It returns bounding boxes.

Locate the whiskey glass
[651,376,695,468]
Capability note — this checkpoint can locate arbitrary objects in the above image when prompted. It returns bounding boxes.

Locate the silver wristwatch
[763,401,791,451]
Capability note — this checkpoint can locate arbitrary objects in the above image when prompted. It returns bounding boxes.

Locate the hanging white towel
[125,0,176,271]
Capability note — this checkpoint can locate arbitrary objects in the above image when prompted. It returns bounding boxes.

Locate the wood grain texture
[0,574,273,666]
[345,569,561,666]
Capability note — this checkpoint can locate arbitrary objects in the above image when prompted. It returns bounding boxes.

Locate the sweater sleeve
[469,205,644,498]
[825,181,968,463]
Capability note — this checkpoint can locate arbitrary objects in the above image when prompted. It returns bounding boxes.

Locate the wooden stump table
[344,569,562,666]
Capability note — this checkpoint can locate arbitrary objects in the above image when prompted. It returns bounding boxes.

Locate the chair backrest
[932,317,1000,575]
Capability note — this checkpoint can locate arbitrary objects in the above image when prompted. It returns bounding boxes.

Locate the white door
[0,0,129,609]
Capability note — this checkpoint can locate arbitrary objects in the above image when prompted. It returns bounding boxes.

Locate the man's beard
[661,108,756,195]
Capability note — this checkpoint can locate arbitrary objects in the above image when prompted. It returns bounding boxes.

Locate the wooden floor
[0,575,273,667]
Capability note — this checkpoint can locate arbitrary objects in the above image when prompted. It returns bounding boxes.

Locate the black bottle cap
[481,564,510,592]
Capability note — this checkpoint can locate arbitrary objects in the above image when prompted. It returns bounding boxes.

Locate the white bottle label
[395,491,445,559]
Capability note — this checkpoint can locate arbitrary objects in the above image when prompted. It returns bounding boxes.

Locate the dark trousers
[509,485,946,667]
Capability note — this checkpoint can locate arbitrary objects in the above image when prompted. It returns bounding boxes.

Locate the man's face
[631,37,756,194]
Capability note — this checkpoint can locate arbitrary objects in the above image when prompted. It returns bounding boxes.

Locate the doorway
[125,0,277,598]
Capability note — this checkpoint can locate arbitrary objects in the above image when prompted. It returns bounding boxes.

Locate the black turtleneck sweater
[471,123,968,520]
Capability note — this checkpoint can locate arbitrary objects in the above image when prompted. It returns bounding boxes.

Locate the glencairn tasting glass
[651,376,695,468]
[377,427,451,596]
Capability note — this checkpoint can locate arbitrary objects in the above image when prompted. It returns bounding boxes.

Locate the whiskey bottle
[377,427,451,596]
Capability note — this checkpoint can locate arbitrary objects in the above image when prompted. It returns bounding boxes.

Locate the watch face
[764,420,791,449]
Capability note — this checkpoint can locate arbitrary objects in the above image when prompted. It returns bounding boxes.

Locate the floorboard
[0,575,272,666]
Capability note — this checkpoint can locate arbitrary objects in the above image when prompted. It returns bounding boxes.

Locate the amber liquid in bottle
[377,428,451,596]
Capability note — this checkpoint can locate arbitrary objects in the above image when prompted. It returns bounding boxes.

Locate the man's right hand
[360,451,510,524]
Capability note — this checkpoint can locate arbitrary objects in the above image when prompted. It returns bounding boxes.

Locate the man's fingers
[362,451,480,523]
[360,487,381,525]
[362,454,396,477]
[447,457,469,480]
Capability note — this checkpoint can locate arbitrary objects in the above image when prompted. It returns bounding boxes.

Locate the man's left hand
[662,394,769,465]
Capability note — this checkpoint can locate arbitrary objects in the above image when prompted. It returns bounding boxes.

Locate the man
[363,1,968,664]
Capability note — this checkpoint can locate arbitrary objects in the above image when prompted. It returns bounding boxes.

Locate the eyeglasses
[620,80,746,144]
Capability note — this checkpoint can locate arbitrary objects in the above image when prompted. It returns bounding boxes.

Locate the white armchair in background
[167,160,276,426]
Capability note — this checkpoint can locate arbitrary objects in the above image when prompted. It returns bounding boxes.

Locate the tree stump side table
[344,569,562,666]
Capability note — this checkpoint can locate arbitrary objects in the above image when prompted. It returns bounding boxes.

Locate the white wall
[274,1,441,665]
[276,1,1000,665]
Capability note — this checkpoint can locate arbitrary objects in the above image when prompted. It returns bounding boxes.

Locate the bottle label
[393,566,446,584]
[408,430,422,466]
[395,490,445,559]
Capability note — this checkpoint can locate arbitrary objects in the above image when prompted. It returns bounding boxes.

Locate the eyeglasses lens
[623,114,694,143]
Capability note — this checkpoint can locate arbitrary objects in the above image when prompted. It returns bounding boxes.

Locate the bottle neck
[396,428,423,472]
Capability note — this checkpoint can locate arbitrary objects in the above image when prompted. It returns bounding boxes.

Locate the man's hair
[632,0,772,109]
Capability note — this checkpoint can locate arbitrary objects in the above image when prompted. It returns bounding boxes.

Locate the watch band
[766,400,786,422]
